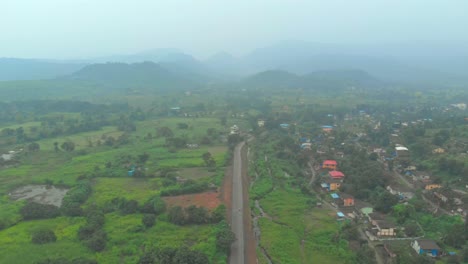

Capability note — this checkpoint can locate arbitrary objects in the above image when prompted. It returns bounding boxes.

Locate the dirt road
[229,142,246,264]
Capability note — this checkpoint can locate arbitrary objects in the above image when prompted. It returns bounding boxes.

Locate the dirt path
[307,162,317,186]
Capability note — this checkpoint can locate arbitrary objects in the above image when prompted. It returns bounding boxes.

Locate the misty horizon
[1,0,468,60]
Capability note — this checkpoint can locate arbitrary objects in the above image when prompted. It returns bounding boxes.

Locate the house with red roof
[329,170,345,179]
[322,160,337,170]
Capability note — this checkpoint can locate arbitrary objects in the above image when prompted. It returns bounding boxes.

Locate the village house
[432,148,445,154]
[425,183,442,190]
[329,170,345,179]
[322,160,337,170]
[321,125,333,133]
[395,145,409,157]
[411,239,441,257]
[367,213,397,237]
[257,120,265,127]
[230,125,240,135]
[340,193,355,207]
[321,178,342,191]
[301,143,312,150]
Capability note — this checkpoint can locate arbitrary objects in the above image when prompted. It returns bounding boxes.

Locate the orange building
[340,193,355,207]
[322,160,337,170]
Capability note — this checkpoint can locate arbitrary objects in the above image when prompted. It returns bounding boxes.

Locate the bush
[20,202,60,220]
[85,231,107,252]
[168,206,186,225]
[215,220,235,254]
[210,204,226,223]
[78,208,107,252]
[186,205,209,224]
[35,258,97,264]
[61,202,83,217]
[138,247,208,264]
[31,228,57,244]
[142,214,156,228]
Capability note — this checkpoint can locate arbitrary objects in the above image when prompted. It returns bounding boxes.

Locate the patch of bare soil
[10,185,69,207]
[163,191,222,210]
[241,144,258,264]
[221,161,233,222]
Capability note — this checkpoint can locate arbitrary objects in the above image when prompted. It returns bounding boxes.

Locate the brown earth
[163,191,222,210]
[221,161,233,221]
[241,143,258,264]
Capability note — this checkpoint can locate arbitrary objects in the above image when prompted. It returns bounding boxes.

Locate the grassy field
[256,189,354,264]
[0,217,91,263]
[0,114,232,263]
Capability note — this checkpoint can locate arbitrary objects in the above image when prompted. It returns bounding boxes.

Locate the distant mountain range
[65,61,206,90]
[0,58,85,81]
[1,41,467,91]
[240,69,382,91]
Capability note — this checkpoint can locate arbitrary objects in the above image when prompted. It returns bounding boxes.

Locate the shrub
[85,231,107,252]
[142,214,156,228]
[31,228,57,244]
[20,202,60,220]
[215,220,235,254]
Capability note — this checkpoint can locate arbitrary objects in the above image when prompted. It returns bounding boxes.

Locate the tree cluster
[138,247,208,264]
[78,208,107,252]
[20,202,60,220]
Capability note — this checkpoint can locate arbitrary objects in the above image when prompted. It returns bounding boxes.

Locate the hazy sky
[1,0,467,59]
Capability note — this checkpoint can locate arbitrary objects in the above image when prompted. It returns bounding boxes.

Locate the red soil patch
[163,191,222,210]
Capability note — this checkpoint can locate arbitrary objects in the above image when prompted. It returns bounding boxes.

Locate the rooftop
[323,160,337,165]
[329,171,345,178]
[417,240,441,250]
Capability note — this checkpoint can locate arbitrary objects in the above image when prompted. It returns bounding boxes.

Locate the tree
[138,153,150,164]
[61,141,75,152]
[356,245,377,264]
[141,196,166,215]
[444,224,465,248]
[220,116,227,126]
[211,205,226,223]
[20,202,60,220]
[202,152,216,168]
[177,123,189,129]
[186,205,209,224]
[121,199,139,215]
[374,191,399,214]
[31,228,57,244]
[142,214,156,228]
[156,127,174,138]
[168,206,186,225]
[215,220,235,254]
[53,142,59,152]
[432,129,450,146]
[173,247,209,264]
[403,222,420,237]
[27,142,40,152]
[85,231,107,252]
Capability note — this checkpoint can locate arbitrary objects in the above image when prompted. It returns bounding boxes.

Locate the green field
[256,189,353,264]
[0,113,233,263]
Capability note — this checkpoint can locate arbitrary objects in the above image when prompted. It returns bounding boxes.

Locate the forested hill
[240,69,384,90]
[66,61,206,90]
[0,58,85,81]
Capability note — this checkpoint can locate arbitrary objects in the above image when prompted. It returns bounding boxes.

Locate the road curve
[229,142,245,264]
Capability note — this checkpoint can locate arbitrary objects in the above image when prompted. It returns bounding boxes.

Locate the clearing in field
[10,184,69,207]
[86,177,159,206]
[163,191,222,210]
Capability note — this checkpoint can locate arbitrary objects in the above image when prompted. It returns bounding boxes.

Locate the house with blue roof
[411,239,441,257]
